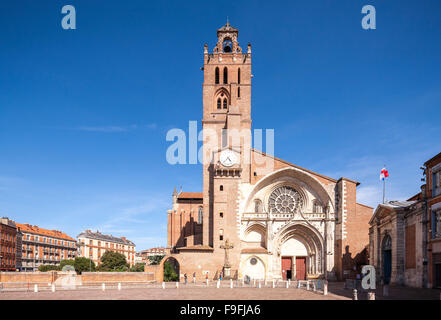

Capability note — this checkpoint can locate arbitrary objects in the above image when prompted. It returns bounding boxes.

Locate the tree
[59,259,75,270]
[38,265,60,272]
[163,260,178,281]
[130,263,146,272]
[74,257,95,274]
[148,255,165,265]
[99,251,128,272]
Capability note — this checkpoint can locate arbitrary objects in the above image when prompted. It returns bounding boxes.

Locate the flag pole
[383,178,385,204]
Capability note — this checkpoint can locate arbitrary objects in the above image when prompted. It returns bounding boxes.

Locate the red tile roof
[15,223,75,241]
[178,192,203,199]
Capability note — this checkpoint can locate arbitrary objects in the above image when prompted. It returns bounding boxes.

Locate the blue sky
[1,0,440,250]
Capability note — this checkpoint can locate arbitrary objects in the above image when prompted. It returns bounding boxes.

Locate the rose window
[268,186,303,214]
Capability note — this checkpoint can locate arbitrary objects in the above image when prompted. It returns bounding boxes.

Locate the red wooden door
[295,257,306,280]
[281,257,292,280]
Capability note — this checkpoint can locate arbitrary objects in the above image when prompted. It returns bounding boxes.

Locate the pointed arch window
[223,67,228,84]
[223,98,227,109]
[217,98,221,109]
[215,67,219,84]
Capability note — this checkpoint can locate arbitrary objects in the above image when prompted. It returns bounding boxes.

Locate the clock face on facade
[220,150,237,167]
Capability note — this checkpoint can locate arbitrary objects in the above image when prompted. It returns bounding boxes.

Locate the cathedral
[165,22,373,281]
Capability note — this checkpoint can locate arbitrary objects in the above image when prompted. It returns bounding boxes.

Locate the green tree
[130,263,146,272]
[163,261,178,281]
[59,259,75,270]
[38,265,60,272]
[99,251,128,271]
[74,257,95,274]
[148,255,165,265]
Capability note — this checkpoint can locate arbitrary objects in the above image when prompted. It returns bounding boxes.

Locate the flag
[380,167,389,181]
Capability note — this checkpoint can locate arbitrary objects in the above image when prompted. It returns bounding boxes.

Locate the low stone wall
[0,271,155,287]
[0,272,56,284]
[144,265,162,282]
[81,272,155,283]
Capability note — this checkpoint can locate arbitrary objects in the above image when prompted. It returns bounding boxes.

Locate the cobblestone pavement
[328,282,441,300]
[0,284,346,300]
[0,282,439,300]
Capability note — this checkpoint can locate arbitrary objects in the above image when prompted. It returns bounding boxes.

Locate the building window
[238,68,241,84]
[223,67,228,84]
[220,212,223,218]
[223,98,227,109]
[238,87,240,98]
[217,98,221,109]
[433,170,441,197]
[198,207,203,225]
[432,210,441,239]
[220,185,223,191]
[219,229,224,241]
[215,67,219,84]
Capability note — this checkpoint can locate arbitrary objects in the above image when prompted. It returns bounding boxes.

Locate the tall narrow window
[238,87,240,98]
[222,128,227,148]
[198,207,203,224]
[223,67,228,84]
[238,68,241,84]
[217,98,221,109]
[215,67,219,84]
[223,98,227,109]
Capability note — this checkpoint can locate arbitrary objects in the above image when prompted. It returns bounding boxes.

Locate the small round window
[250,258,257,265]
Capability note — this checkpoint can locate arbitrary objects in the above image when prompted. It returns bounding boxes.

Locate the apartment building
[16,223,77,272]
[0,218,17,271]
[425,152,441,288]
[77,230,136,266]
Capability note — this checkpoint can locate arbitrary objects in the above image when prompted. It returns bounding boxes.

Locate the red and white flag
[380,167,389,181]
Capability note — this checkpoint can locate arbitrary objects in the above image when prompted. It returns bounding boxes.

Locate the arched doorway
[382,235,392,284]
[276,223,324,280]
[163,257,180,282]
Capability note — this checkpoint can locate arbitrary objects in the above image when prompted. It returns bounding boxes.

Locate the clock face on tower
[219,150,238,167]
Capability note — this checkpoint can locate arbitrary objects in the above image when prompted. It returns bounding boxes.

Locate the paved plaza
[0,281,439,300]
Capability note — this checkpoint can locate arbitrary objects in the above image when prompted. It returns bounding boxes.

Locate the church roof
[178,192,203,200]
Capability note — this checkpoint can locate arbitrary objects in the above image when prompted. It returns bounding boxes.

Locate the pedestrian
[219,272,222,281]
[193,272,196,284]
[205,272,209,282]
[184,273,188,285]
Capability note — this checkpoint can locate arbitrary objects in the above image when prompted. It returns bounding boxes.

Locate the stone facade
[369,200,425,287]
[165,22,372,282]
[369,152,441,289]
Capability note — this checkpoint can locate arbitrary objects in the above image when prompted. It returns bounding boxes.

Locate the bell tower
[201,21,252,256]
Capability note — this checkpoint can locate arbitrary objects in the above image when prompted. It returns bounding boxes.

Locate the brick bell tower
[201,21,252,275]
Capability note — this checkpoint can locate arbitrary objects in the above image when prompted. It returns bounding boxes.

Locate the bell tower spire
[201,22,252,247]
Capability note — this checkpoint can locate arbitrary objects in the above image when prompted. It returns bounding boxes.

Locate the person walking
[184,273,188,285]
[193,272,196,284]
[219,272,222,281]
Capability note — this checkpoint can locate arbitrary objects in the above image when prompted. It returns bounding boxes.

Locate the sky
[1,0,440,251]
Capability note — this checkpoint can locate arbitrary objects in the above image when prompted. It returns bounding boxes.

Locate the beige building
[77,230,136,266]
